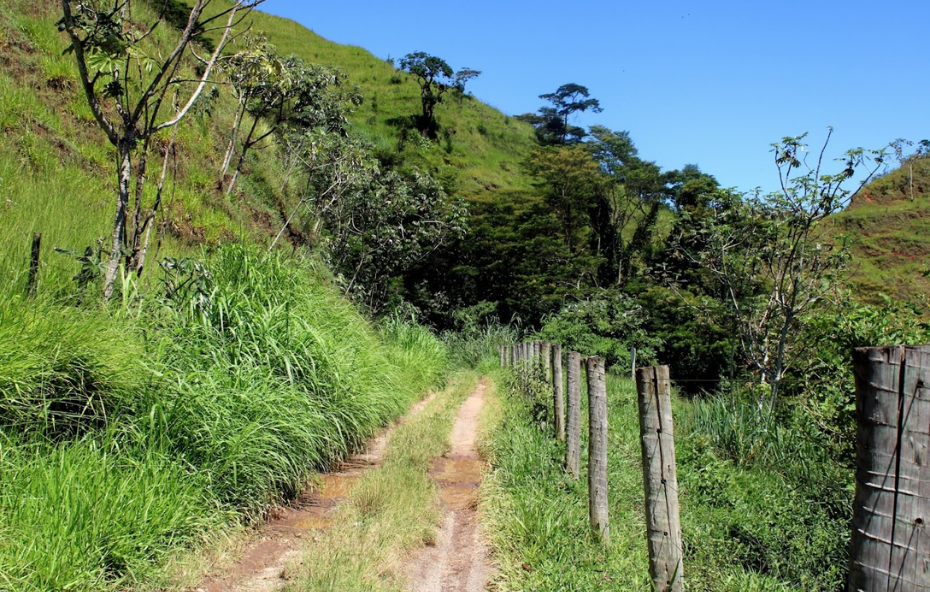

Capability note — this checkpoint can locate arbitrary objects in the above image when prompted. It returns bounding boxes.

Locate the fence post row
[849,345,930,592]
[636,366,683,592]
[586,356,609,545]
[552,343,565,441]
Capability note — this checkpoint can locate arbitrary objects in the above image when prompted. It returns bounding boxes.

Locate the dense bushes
[0,245,448,590]
[535,289,660,372]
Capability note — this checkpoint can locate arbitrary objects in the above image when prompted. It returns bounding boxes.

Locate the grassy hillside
[234,8,539,203]
[0,0,540,300]
[834,157,930,307]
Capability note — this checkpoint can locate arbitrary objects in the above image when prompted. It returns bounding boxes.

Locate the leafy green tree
[57,0,266,298]
[536,289,662,370]
[399,51,454,137]
[527,145,601,252]
[219,33,282,188]
[274,130,468,312]
[585,126,674,285]
[223,52,360,195]
[518,83,602,145]
[453,67,481,94]
[671,130,888,410]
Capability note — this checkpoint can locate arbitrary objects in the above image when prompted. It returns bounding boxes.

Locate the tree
[527,145,602,253]
[519,83,602,145]
[58,0,265,298]
[222,52,359,196]
[451,67,481,103]
[218,33,282,187]
[399,51,453,137]
[585,126,674,285]
[270,129,467,312]
[671,129,887,410]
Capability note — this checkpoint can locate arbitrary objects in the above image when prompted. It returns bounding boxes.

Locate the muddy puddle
[433,457,483,508]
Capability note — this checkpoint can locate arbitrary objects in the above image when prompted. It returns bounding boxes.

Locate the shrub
[536,289,661,371]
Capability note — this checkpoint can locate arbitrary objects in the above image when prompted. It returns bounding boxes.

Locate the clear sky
[262,0,928,194]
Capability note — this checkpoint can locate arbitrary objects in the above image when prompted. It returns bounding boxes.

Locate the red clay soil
[403,380,495,592]
[196,393,436,592]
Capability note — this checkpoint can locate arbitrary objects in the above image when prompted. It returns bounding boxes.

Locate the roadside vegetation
[482,369,852,591]
[0,246,448,590]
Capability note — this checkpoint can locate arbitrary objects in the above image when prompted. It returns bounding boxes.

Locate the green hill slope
[835,157,930,306]
[238,9,539,203]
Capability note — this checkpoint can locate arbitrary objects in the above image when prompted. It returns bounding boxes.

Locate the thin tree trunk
[225,114,261,196]
[129,136,149,267]
[849,345,930,592]
[637,365,683,592]
[586,356,609,545]
[220,96,245,179]
[104,141,133,299]
[136,121,179,276]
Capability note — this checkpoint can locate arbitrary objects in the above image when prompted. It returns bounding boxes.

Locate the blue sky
[263,0,928,193]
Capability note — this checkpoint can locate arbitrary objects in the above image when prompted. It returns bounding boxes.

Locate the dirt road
[403,380,494,592]
[198,393,436,592]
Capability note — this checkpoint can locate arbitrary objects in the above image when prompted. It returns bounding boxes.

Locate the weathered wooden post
[552,343,565,441]
[541,340,552,382]
[566,352,582,479]
[631,347,637,382]
[637,365,683,592]
[26,232,41,298]
[849,345,930,592]
[586,356,609,545]
[499,346,505,367]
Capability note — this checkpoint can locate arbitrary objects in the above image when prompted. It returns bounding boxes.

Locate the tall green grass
[440,322,520,369]
[0,245,449,590]
[0,432,228,591]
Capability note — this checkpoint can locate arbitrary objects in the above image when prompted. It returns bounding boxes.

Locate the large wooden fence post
[566,352,582,479]
[553,343,565,441]
[637,365,683,592]
[849,345,930,592]
[586,356,609,545]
